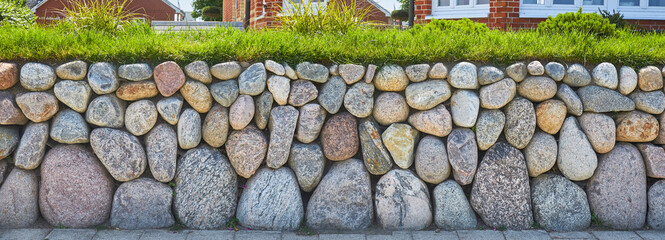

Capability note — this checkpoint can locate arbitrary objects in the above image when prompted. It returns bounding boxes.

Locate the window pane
[583,0,603,4]
[477,0,489,4]
[439,0,450,6]
[619,0,639,5]
[650,0,665,6]
[553,0,574,4]
[523,0,537,4]
[457,0,470,5]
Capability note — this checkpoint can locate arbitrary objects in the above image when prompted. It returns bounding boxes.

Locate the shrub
[598,9,643,31]
[277,0,375,34]
[411,18,488,34]
[202,6,222,20]
[391,9,408,21]
[0,0,36,28]
[56,0,145,34]
[537,8,617,37]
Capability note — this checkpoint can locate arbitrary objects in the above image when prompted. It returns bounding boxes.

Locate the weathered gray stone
[20,62,56,91]
[451,90,479,128]
[180,80,213,113]
[415,136,450,184]
[470,142,533,229]
[125,100,157,136]
[296,62,329,83]
[504,97,536,149]
[637,144,665,178]
[266,106,299,168]
[429,63,448,79]
[535,99,566,134]
[478,66,504,85]
[344,82,374,118]
[523,131,556,177]
[239,63,267,96]
[373,92,409,126]
[408,104,452,137]
[40,145,114,228]
[375,169,432,230]
[229,94,255,130]
[0,126,19,160]
[433,180,477,230]
[338,64,365,84]
[86,94,125,128]
[225,125,267,178]
[405,80,452,110]
[619,66,638,95]
[210,80,239,108]
[50,109,89,145]
[110,178,175,230]
[475,109,505,150]
[556,83,583,116]
[0,92,28,125]
[592,62,618,89]
[237,167,303,230]
[267,75,290,105]
[448,62,478,89]
[506,62,527,82]
[288,80,318,107]
[405,64,430,82]
[156,95,183,125]
[578,112,615,154]
[616,110,659,142]
[479,78,516,109]
[54,80,91,112]
[288,143,325,192]
[15,122,48,169]
[177,108,202,149]
[648,180,665,229]
[588,143,647,230]
[90,128,147,182]
[202,104,229,148]
[296,103,325,143]
[255,91,273,129]
[527,61,544,75]
[557,117,597,181]
[563,63,591,87]
[531,174,591,231]
[321,113,359,161]
[578,85,635,112]
[447,128,477,186]
[630,90,665,114]
[383,123,418,169]
[518,76,557,102]
[358,118,392,175]
[318,76,346,114]
[545,62,565,81]
[265,60,285,75]
[88,62,119,94]
[638,66,663,92]
[145,124,177,183]
[374,64,408,91]
[118,63,152,81]
[284,62,297,80]
[211,61,242,80]
[55,60,87,80]
[184,61,212,84]
[306,158,373,230]
[0,160,5,184]
[0,168,39,228]
[15,92,58,122]
[174,146,237,230]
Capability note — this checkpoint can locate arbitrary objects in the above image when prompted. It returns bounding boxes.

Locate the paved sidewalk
[1,229,665,240]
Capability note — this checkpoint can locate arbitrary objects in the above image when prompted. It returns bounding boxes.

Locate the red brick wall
[414,0,431,24]
[35,0,178,24]
[223,0,234,21]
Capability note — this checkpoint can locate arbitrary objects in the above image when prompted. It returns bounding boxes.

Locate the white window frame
[520,0,665,20]
[281,0,328,13]
[426,0,490,19]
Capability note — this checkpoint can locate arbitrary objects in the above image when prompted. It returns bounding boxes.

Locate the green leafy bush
[390,9,408,21]
[537,8,617,37]
[278,0,375,34]
[411,18,488,34]
[202,6,222,20]
[0,0,36,28]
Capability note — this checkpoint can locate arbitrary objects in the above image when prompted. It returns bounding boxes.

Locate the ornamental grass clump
[277,0,375,34]
[55,0,146,34]
[537,8,617,37]
[0,0,36,28]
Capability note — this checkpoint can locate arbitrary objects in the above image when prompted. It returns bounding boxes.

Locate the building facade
[31,0,184,24]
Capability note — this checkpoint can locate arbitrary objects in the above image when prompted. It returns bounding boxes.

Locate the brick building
[31,0,184,24]
[414,0,665,29]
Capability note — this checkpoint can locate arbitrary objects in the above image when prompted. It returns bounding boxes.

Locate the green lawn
[1,25,664,67]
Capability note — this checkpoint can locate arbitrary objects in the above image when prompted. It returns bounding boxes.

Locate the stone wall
[1,60,665,231]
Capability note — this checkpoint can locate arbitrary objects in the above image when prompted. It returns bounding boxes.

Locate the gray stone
[0,159,5,184]
[202,104,229,148]
[265,60,285,75]
[506,62,527,82]
[531,174,591,231]
[588,143,647,230]
[637,144,665,178]
[255,91,273,129]
[86,94,125,128]
[382,123,418,169]
[20,62,56,91]
[0,126,19,160]
[338,64,365,84]
[470,142,533,229]
[239,63,267,96]
[451,90,479,127]
[648,180,665,229]
[56,60,87,80]
[358,118,392,175]
[54,80,92,112]
[344,82,374,118]
[210,61,242,80]
[184,61,212,84]
[655,113,665,145]
[523,131,556,177]
[556,83,583,116]
[415,135,450,184]
[405,64,430,82]
[174,146,237,230]
[0,168,39,228]
[616,110,659,142]
[156,96,183,125]
[118,63,152,81]
[577,85,635,112]
[180,80,213,113]
[125,100,157,136]
[557,117,597,181]
[447,128,478,186]
[306,158,373,230]
[475,109,505,150]
[630,90,665,114]
[266,106,298,168]
[14,122,48,169]
[429,63,448,79]
[0,92,28,125]
[267,75,290,105]
[478,66,505,85]
[296,103,326,143]
[329,64,338,76]
[88,62,119,94]
[296,62,329,83]
[288,80,318,107]
[288,143,325,192]
[578,112,615,154]
[229,94,255,130]
[375,169,432,230]
[374,64,408,91]
[225,125,267,178]
[405,80,452,110]
[284,62,297,80]
[448,62,478,89]
[620,66,638,95]
[50,109,89,145]
[503,97,536,149]
[527,61,544,75]
[210,80,239,107]
[237,167,303,230]
[110,178,175,229]
[177,108,202,149]
[90,128,147,182]
[479,78,516,109]
[407,104,452,137]
[318,76,346,114]
[638,66,663,91]
[145,124,177,183]
[433,180,477,230]
[593,62,618,89]
[563,63,592,87]
[518,76,557,102]
[545,62,565,81]
[15,92,58,122]
[535,99,566,134]
[373,92,409,126]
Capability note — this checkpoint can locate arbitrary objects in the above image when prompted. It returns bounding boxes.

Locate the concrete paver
[457,230,505,240]
[235,230,281,240]
[93,229,144,240]
[186,230,235,240]
[0,229,51,240]
[318,234,366,240]
[549,231,596,239]
[411,230,459,240]
[139,229,190,240]
[45,229,97,240]
[504,230,551,240]
[281,232,319,240]
[636,231,665,240]
[591,231,642,240]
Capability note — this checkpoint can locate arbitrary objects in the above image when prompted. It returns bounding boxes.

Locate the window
[282,0,327,12]
[428,0,490,19]
[521,0,665,20]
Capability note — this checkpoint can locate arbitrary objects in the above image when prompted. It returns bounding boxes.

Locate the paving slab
[0,229,51,240]
[318,234,365,240]
[457,230,504,240]
[412,231,458,240]
[549,231,596,239]
[591,231,642,240]
[45,229,97,240]
[186,230,235,240]
[93,230,144,240]
[366,231,413,240]
[235,230,281,240]
[139,230,190,240]
[281,232,319,240]
[636,231,665,240]
[504,230,551,240]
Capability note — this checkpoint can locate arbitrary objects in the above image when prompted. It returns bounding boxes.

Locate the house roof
[31,0,184,14]
[365,0,390,17]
